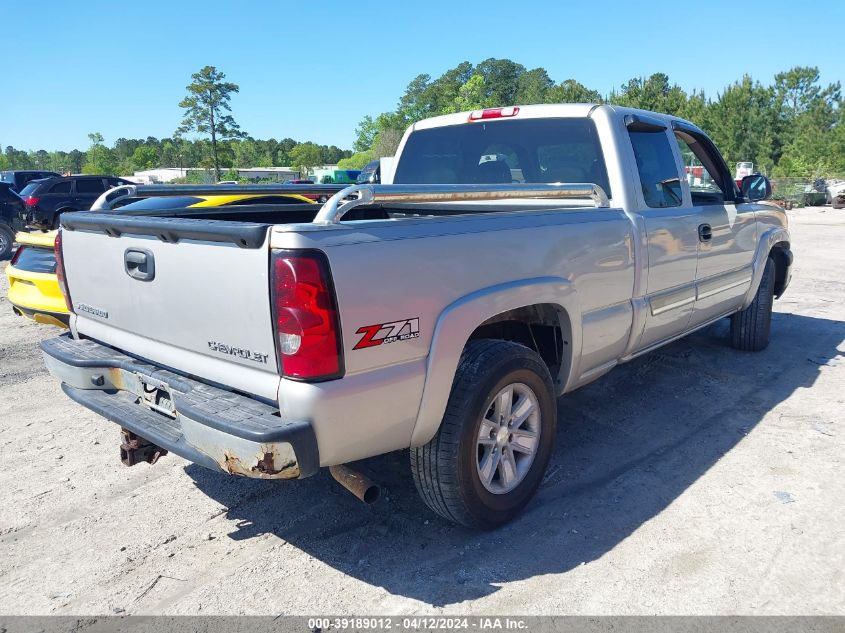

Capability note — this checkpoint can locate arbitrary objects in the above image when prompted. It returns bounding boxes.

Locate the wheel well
[770,242,790,298]
[468,303,572,390]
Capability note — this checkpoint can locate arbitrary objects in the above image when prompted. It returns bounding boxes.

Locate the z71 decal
[354,317,420,350]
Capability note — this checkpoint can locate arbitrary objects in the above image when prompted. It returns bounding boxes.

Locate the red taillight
[24,196,40,206]
[271,250,343,381]
[468,106,520,121]
[54,231,73,312]
[10,245,25,266]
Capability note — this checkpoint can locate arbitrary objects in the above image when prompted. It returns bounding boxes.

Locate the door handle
[698,223,712,242]
[124,248,155,281]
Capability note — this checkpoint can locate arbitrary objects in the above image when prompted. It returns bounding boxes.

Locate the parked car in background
[6,192,316,327]
[114,192,316,214]
[0,170,61,193]
[6,230,67,327]
[284,179,337,203]
[315,169,361,185]
[734,161,753,187]
[356,159,381,184]
[20,175,136,230]
[825,179,845,209]
[0,182,27,259]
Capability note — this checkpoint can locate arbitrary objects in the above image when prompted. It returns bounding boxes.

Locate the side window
[673,131,726,205]
[49,181,72,194]
[628,130,683,208]
[75,179,106,194]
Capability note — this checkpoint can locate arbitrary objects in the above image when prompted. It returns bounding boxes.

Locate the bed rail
[313,183,610,225]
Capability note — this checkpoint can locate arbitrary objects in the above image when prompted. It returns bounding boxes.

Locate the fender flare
[409,276,581,447]
[741,226,790,309]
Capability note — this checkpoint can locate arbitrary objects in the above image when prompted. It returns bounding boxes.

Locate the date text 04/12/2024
[307,617,528,630]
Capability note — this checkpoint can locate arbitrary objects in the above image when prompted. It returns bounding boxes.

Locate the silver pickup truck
[41,104,792,528]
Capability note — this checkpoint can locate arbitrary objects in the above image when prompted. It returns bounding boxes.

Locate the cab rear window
[394,118,611,197]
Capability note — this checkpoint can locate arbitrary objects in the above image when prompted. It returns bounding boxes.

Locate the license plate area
[136,374,176,418]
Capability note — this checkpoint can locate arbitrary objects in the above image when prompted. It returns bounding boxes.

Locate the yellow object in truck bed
[5,193,316,328]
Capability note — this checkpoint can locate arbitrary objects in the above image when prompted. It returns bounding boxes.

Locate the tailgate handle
[124,248,155,282]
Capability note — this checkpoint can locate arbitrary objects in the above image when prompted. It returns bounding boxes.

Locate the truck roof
[410,102,702,136]
[411,103,602,131]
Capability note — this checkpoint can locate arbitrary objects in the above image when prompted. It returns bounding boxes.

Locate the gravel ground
[0,207,843,616]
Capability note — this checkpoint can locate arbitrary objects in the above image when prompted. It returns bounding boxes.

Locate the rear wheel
[0,223,14,260]
[730,256,775,351]
[410,339,556,529]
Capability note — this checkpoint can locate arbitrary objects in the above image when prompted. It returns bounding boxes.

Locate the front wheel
[731,256,775,351]
[410,339,557,529]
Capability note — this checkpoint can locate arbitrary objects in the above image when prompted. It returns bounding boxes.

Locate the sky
[2,0,843,153]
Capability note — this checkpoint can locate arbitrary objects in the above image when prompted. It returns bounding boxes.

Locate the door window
[673,131,727,205]
[49,181,72,194]
[75,179,106,194]
[628,130,683,208]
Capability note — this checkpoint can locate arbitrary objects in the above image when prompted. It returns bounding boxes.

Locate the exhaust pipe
[329,464,380,504]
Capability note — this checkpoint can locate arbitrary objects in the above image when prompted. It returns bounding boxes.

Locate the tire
[731,256,775,351]
[833,198,844,210]
[410,339,557,529]
[0,223,14,260]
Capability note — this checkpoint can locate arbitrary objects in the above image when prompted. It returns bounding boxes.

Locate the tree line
[339,59,844,179]
[1,66,350,180]
[3,61,841,181]
[0,135,351,179]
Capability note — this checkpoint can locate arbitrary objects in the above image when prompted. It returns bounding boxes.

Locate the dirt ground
[0,206,843,616]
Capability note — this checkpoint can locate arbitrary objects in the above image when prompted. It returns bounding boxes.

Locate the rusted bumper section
[41,334,319,479]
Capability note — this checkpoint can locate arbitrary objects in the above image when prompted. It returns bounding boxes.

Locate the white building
[130,167,299,184]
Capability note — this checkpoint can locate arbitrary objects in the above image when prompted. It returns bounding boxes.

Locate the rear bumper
[6,264,68,319]
[41,334,319,479]
[11,304,69,328]
[27,207,55,230]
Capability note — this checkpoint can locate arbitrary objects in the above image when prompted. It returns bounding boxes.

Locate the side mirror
[740,174,771,202]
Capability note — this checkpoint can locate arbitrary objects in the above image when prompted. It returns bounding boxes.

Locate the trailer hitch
[119,428,167,466]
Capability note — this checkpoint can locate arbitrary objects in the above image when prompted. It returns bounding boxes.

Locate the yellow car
[7,230,68,327]
[6,193,315,327]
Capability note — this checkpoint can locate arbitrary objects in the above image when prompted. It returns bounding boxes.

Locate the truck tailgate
[60,215,280,400]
